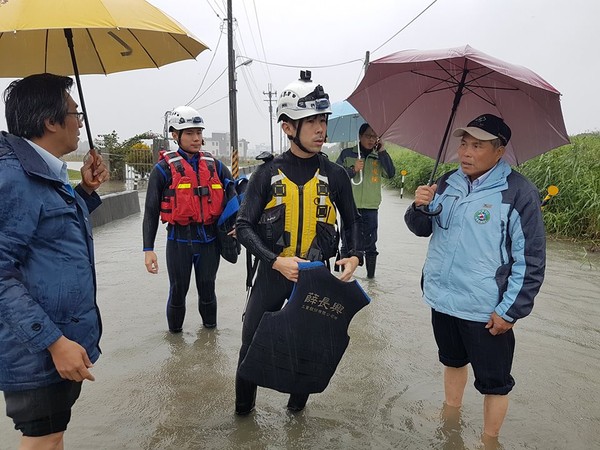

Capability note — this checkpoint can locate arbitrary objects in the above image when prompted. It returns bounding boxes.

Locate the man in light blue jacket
[404,114,545,443]
[0,74,109,449]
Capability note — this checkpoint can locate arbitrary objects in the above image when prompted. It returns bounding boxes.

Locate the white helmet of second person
[276,70,332,122]
[168,106,205,131]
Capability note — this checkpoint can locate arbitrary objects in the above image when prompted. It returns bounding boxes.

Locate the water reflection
[144,329,234,449]
[2,189,596,448]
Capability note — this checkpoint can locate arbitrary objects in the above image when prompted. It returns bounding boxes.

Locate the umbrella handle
[351,138,363,185]
[351,170,363,185]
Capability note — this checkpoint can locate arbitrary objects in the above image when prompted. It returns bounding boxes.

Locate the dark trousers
[235,262,309,412]
[341,208,379,256]
[165,239,220,330]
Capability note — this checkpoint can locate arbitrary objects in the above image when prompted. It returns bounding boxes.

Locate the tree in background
[95,131,126,181]
[95,131,159,181]
[126,142,153,179]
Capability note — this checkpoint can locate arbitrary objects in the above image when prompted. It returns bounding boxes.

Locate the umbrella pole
[419,68,468,216]
[64,28,97,155]
[428,67,468,185]
[351,132,363,186]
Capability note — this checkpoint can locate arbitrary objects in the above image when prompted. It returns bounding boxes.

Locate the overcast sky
[1,0,598,152]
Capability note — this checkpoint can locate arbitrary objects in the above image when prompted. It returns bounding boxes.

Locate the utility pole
[226,0,239,178]
[365,50,370,75]
[263,83,277,154]
[163,111,170,140]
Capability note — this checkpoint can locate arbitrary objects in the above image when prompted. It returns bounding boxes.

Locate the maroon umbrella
[348,45,570,190]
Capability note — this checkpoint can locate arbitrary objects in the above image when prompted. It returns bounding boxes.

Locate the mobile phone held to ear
[374,140,382,151]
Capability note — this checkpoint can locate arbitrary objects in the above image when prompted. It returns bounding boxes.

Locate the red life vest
[159,150,225,226]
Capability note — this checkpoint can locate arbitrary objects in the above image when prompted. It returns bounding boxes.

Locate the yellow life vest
[265,168,337,259]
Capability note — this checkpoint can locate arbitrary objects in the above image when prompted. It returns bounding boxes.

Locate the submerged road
[1,188,599,449]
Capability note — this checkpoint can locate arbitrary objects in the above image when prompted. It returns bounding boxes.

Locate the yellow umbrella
[0,0,209,150]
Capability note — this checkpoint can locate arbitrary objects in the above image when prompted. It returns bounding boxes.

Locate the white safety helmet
[168,106,205,131]
[276,70,332,122]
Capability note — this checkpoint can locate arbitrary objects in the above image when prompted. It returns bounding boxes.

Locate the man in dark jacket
[0,74,108,448]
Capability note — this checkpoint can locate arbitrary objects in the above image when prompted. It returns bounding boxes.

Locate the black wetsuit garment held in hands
[238,261,370,394]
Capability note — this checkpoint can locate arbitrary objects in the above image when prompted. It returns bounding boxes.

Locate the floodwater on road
[1,189,599,449]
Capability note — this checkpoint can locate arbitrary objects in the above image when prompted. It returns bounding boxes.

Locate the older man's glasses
[66,111,85,122]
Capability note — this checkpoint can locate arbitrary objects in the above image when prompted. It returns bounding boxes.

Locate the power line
[240,2,262,71]
[238,64,266,117]
[194,94,229,110]
[233,38,263,106]
[193,65,228,100]
[236,56,363,69]
[205,0,224,19]
[186,31,224,106]
[372,0,438,54]
[251,0,272,81]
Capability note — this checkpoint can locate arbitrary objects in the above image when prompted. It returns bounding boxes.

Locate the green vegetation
[95,131,160,181]
[68,168,80,180]
[385,133,600,245]
[519,134,600,243]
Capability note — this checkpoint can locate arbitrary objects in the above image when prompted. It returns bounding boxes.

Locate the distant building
[206,132,229,158]
[204,132,250,159]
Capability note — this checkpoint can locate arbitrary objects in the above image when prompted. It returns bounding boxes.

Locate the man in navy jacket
[0,74,108,449]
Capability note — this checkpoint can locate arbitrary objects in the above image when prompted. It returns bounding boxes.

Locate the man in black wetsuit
[234,70,364,415]
[142,106,233,333]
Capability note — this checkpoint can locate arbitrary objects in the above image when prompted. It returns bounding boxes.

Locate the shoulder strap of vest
[199,151,216,177]
[163,150,186,175]
[316,153,329,180]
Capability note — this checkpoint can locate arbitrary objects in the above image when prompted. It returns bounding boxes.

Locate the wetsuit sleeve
[142,163,167,251]
[235,163,279,266]
[378,149,396,178]
[328,162,364,262]
[496,182,546,322]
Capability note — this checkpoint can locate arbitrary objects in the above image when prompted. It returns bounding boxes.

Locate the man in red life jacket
[143,106,233,332]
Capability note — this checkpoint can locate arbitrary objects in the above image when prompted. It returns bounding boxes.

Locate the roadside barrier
[91,190,141,228]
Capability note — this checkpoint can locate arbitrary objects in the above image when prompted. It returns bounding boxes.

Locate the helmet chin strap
[290,116,328,155]
[292,120,312,154]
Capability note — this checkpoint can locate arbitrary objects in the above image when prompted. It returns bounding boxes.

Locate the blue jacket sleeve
[496,181,546,322]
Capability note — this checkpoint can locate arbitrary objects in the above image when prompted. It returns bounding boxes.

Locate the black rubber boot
[235,374,257,416]
[287,393,309,412]
[366,254,377,279]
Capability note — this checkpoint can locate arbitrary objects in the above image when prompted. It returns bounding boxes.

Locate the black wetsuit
[238,261,370,394]
[235,150,363,412]
[142,149,233,331]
